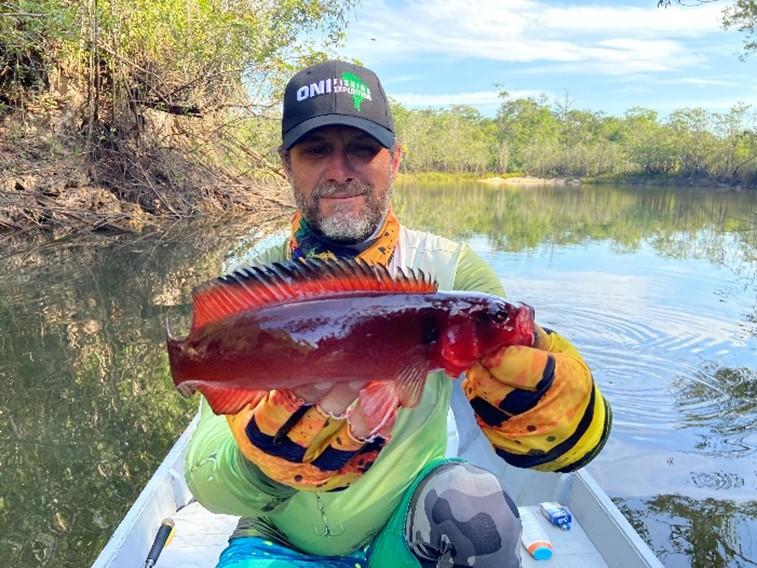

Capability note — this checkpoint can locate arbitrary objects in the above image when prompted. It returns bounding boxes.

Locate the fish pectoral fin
[196,383,267,415]
[350,381,400,440]
[395,360,428,408]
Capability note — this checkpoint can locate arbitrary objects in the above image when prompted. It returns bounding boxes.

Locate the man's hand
[463,325,610,472]
[227,380,399,491]
[293,380,380,438]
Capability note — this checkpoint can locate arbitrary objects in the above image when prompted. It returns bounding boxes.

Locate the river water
[0,182,754,567]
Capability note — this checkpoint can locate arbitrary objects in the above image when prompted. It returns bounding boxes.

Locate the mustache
[314,181,371,198]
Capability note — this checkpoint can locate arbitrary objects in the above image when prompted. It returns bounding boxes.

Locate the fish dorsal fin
[191,257,437,331]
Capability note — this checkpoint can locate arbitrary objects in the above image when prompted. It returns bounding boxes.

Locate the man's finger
[317,380,367,418]
[293,382,333,404]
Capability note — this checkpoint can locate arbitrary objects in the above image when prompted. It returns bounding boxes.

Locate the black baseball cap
[281,60,395,150]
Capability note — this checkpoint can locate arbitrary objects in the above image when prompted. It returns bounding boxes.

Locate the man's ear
[390,143,402,177]
[279,147,293,182]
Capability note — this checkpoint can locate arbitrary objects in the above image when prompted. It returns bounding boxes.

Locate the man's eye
[350,144,379,157]
[303,145,328,156]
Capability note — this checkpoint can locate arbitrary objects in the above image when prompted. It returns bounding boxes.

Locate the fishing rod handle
[143,518,175,568]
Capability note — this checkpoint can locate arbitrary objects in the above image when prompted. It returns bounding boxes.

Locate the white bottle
[519,507,553,561]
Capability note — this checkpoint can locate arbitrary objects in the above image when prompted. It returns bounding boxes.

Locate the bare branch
[0,12,45,18]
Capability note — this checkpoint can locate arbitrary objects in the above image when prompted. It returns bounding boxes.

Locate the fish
[166,257,535,417]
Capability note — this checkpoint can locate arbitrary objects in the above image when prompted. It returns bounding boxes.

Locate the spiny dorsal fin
[191,257,437,331]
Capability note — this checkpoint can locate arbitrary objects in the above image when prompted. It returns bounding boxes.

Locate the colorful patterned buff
[288,209,399,266]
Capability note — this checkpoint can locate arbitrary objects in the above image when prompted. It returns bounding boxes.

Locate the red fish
[166,258,534,417]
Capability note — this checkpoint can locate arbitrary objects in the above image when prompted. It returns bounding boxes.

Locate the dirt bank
[478,176,580,186]
[0,106,293,236]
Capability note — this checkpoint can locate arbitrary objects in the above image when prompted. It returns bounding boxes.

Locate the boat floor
[158,501,609,567]
[96,396,661,567]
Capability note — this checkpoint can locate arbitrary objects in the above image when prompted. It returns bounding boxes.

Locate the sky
[337,0,757,117]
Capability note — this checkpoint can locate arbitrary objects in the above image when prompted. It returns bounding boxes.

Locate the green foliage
[723,0,757,55]
[391,94,757,187]
[96,0,356,115]
[1,0,356,111]
[0,1,79,107]
[392,102,499,174]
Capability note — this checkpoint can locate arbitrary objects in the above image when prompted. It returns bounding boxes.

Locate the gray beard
[292,180,392,243]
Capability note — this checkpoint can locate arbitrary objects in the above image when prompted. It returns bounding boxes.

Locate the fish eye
[476,305,509,325]
[489,306,509,325]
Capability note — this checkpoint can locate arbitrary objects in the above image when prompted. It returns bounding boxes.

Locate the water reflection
[395,181,756,568]
[0,183,754,566]
[0,221,270,567]
[394,182,756,265]
[674,365,757,457]
[617,496,757,568]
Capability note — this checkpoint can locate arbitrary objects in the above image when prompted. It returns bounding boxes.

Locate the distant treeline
[391,97,757,188]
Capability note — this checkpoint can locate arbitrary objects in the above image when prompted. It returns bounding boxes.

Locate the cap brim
[283,114,395,150]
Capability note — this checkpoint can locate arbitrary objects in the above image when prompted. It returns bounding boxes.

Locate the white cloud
[658,77,739,87]
[382,74,420,85]
[390,89,547,108]
[539,3,723,36]
[345,0,728,75]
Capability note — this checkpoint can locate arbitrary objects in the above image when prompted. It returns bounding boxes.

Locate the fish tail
[197,383,267,415]
[164,318,183,387]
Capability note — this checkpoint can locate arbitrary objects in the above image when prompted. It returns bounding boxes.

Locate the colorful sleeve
[454,245,612,472]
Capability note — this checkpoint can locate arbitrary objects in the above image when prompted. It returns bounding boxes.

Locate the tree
[657,1,757,57]
[722,1,757,55]
[496,94,558,172]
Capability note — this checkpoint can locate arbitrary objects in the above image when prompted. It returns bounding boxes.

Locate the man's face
[284,125,401,242]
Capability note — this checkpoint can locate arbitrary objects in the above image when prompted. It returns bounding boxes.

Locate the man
[185,60,611,568]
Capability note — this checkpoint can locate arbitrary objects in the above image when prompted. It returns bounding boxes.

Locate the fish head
[438,297,535,377]
[475,298,535,353]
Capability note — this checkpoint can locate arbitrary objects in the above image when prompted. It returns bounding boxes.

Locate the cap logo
[295,73,372,112]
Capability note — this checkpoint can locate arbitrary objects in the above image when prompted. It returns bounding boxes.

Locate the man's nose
[324,150,354,184]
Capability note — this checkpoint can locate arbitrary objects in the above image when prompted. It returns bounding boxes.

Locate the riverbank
[396,172,566,185]
[478,175,580,186]
[0,107,293,237]
[401,171,755,190]
[584,173,756,190]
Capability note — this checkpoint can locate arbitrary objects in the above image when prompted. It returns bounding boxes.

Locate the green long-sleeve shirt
[185,234,504,556]
[184,229,610,556]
